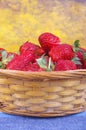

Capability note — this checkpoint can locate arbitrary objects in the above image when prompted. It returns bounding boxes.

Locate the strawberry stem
[48,57,51,70]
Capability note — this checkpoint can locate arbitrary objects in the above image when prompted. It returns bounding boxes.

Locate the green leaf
[74,40,80,47]
[73,60,82,65]
[0,62,6,69]
[36,56,47,69]
[72,57,80,61]
[0,62,2,67]
[73,40,80,52]
[83,53,86,60]
[72,56,82,65]
[36,55,55,71]
[1,51,7,60]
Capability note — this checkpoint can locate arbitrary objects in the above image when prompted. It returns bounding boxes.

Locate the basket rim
[0,69,86,79]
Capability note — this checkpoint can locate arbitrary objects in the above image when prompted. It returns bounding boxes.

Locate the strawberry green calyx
[73,40,86,55]
[0,51,15,69]
[72,56,82,65]
[73,40,86,63]
[36,55,47,70]
[73,40,80,52]
[74,40,80,47]
[0,62,5,69]
[0,50,8,68]
[2,51,14,63]
[36,55,55,71]
[83,53,86,60]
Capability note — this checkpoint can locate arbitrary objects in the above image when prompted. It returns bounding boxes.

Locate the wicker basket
[0,69,86,117]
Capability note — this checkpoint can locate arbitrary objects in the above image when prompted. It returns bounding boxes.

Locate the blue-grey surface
[0,111,85,130]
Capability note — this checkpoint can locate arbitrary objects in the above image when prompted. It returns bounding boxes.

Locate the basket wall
[0,70,86,117]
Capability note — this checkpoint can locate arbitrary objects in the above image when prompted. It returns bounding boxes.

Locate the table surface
[0,111,85,130]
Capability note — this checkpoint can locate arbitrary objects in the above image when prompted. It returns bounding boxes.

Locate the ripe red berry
[6,51,35,70]
[83,61,86,69]
[49,44,75,62]
[54,60,77,71]
[19,41,45,59]
[19,41,39,54]
[73,40,86,64]
[75,51,84,63]
[38,32,61,53]
[19,41,44,54]
[22,62,44,71]
[76,64,83,69]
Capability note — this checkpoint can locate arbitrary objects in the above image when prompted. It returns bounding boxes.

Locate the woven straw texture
[0,69,86,117]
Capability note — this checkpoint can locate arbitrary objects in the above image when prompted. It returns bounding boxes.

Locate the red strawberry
[35,47,45,57]
[38,32,61,53]
[49,44,75,62]
[76,48,86,64]
[73,40,86,63]
[6,51,35,70]
[0,50,19,69]
[20,41,44,55]
[75,51,84,63]
[19,41,38,54]
[54,60,77,71]
[76,64,83,69]
[22,62,44,71]
[19,41,45,60]
[73,43,86,63]
[0,48,5,51]
[83,61,86,69]
[72,56,83,69]
[80,47,86,52]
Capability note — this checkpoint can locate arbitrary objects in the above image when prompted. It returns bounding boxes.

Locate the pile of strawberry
[0,32,86,71]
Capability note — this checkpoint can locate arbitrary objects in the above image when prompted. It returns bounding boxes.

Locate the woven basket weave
[0,69,86,117]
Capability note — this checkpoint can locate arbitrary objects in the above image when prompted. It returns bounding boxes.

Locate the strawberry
[19,41,44,55]
[35,47,45,57]
[73,40,86,63]
[84,61,86,69]
[0,50,18,69]
[54,60,77,71]
[6,51,35,70]
[72,56,83,69]
[19,41,38,54]
[0,48,4,51]
[76,64,83,69]
[38,32,61,53]
[75,51,84,63]
[49,44,75,62]
[19,41,45,60]
[22,62,44,71]
[80,47,86,52]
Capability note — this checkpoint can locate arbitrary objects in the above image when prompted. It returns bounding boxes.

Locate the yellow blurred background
[0,0,86,52]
